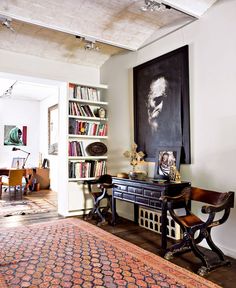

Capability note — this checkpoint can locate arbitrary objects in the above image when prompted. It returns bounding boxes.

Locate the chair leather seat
[91,191,104,197]
[178,214,204,227]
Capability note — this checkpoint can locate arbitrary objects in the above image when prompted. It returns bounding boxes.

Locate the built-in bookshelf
[68,83,108,181]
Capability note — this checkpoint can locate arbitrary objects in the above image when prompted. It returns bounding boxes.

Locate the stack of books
[69,120,108,136]
[69,84,100,102]
[69,102,96,117]
[68,141,85,156]
[68,160,107,179]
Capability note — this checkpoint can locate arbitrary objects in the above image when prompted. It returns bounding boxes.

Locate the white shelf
[68,98,108,106]
[67,82,108,210]
[68,115,108,121]
[69,177,96,182]
[68,156,108,160]
[69,83,107,90]
[68,134,108,139]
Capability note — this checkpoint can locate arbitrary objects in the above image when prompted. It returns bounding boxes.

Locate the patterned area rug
[0,218,220,288]
[0,198,56,217]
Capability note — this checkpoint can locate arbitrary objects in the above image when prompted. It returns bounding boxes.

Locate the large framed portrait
[133,45,190,163]
[154,146,181,179]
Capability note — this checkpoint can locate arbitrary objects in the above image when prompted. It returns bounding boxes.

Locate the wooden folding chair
[162,187,234,276]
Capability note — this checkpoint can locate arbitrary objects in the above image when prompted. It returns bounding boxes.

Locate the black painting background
[133,46,190,163]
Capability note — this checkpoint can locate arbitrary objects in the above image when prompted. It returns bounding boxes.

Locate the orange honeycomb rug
[0,218,220,288]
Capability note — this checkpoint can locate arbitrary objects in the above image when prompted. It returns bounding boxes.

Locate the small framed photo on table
[154,146,181,179]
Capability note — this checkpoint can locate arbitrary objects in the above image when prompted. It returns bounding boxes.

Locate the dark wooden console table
[112,177,190,250]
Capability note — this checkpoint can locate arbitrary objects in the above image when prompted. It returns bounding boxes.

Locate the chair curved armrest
[160,187,191,203]
[85,179,99,185]
[160,194,185,202]
[98,183,113,189]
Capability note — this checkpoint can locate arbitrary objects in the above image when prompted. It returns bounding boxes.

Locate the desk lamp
[12,147,30,168]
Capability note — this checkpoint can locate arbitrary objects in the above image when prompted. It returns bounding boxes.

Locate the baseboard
[200,242,236,259]
[63,209,91,217]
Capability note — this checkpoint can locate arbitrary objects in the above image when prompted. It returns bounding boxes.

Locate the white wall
[0,91,59,193]
[101,0,236,258]
[0,98,40,167]
[0,50,100,86]
[39,92,59,191]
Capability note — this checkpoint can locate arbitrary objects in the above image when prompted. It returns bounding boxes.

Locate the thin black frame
[48,104,58,155]
[154,146,181,179]
[133,45,191,164]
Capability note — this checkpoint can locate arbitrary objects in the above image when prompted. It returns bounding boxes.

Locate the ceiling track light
[84,41,100,51]
[75,35,100,51]
[140,0,171,12]
[0,15,15,32]
[0,81,17,98]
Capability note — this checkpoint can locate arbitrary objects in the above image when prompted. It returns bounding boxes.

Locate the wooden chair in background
[1,169,25,200]
[162,187,234,276]
[85,174,113,226]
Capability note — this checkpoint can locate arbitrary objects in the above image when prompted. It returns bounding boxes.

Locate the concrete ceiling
[0,0,218,67]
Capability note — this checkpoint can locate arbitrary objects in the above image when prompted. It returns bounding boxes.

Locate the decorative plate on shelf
[86,142,107,156]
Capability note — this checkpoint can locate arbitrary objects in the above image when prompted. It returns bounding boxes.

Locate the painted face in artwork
[146,76,168,132]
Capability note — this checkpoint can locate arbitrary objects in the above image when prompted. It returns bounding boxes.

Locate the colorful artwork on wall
[4,125,27,146]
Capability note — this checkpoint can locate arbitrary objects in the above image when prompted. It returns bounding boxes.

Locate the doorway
[0,71,62,220]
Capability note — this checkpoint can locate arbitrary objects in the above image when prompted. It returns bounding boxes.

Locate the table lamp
[12,147,30,168]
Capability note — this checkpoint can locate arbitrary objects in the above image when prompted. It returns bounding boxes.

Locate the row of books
[69,160,106,179]
[69,120,108,136]
[69,83,101,102]
[68,141,85,156]
[69,102,96,117]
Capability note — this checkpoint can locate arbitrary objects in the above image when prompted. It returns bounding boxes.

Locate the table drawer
[150,200,162,208]
[143,189,161,199]
[114,184,127,191]
[136,196,149,205]
[128,186,143,195]
[123,193,135,202]
[113,191,123,199]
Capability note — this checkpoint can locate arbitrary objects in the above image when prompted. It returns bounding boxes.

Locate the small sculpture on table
[169,164,181,183]
[175,170,181,183]
[123,143,147,180]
